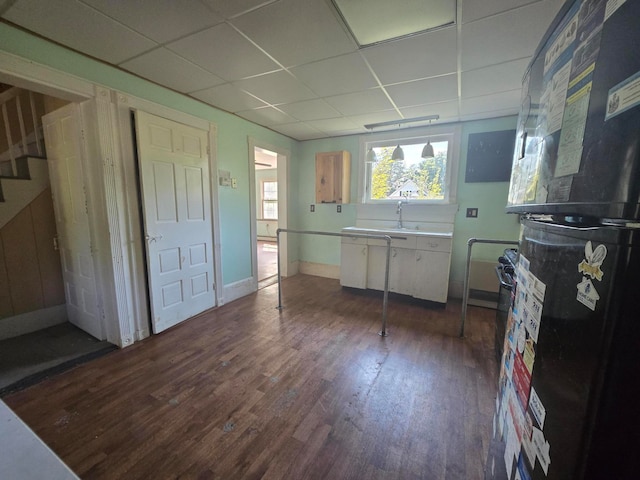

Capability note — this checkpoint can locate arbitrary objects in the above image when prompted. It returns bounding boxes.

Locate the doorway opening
[0,83,114,394]
[254,146,279,289]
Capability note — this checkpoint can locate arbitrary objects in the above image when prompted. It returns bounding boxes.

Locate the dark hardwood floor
[5,275,498,479]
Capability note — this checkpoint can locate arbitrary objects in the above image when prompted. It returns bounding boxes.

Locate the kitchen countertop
[342,226,453,239]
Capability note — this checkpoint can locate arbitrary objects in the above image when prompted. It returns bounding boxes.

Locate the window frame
[261,180,278,220]
[358,124,461,205]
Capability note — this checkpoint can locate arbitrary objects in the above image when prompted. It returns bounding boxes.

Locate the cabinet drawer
[368,234,417,249]
[341,236,368,246]
[416,236,451,252]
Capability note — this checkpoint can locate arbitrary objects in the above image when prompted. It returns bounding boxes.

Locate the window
[360,127,459,204]
[262,181,278,219]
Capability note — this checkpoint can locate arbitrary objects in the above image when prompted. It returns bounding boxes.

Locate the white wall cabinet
[340,227,452,304]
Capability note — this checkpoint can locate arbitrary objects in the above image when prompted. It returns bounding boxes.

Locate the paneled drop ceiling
[0,0,564,140]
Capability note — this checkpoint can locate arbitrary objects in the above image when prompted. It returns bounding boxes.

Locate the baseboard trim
[298,262,340,279]
[0,304,67,340]
[221,277,256,305]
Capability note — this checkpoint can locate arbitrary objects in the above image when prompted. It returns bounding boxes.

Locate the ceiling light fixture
[391,145,404,161]
[364,114,439,131]
[366,148,378,163]
[421,119,436,159]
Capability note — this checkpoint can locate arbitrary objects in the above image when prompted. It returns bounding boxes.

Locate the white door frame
[0,51,133,346]
[248,137,291,286]
[0,50,222,346]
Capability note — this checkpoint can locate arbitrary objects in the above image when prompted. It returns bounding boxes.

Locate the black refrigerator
[485,0,640,479]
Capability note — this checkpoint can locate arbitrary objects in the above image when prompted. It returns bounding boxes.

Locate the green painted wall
[0,23,297,286]
[295,117,521,294]
[296,137,359,265]
[452,117,521,289]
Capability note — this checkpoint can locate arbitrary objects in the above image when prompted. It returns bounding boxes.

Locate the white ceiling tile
[334,0,455,47]
[272,122,324,140]
[460,107,519,122]
[236,107,297,126]
[385,74,458,108]
[324,89,395,116]
[291,53,378,97]
[121,48,225,93]
[461,58,529,99]
[346,110,402,130]
[231,0,356,67]
[460,89,522,116]
[278,99,341,122]
[201,0,279,19]
[462,0,540,24]
[399,100,460,122]
[461,1,562,72]
[168,23,280,81]
[306,117,360,134]
[191,83,268,112]
[234,71,316,105]
[82,0,222,43]
[4,0,156,64]
[362,26,457,85]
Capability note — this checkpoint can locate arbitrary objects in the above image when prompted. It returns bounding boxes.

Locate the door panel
[135,111,215,333]
[42,104,103,339]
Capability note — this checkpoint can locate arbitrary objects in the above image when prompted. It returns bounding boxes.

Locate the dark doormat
[0,323,117,397]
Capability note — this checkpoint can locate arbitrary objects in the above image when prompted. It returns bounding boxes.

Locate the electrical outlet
[310,204,315,212]
[466,207,478,218]
[337,205,342,213]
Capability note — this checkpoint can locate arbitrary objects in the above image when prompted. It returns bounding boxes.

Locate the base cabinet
[340,238,368,289]
[340,228,452,304]
[413,250,451,302]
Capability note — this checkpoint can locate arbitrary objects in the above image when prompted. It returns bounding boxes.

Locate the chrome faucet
[396,200,404,228]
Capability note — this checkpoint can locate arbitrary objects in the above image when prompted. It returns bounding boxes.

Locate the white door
[42,104,104,339]
[135,111,215,333]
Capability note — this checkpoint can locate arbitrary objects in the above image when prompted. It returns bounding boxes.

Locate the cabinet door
[367,246,414,295]
[315,151,350,204]
[389,248,415,294]
[340,242,368,289]
[413,250,451,302]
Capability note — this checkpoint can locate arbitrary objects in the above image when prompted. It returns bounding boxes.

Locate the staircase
[0,85,48,229]
[0,156,50,229]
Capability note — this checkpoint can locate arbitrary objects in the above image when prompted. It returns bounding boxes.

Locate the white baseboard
[298,262,340,279]
[221,277,257,305]
[0,304,67,340]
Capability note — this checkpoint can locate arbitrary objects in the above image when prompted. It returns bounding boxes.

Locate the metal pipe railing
[459,237,518,338]
[276,228,395,336]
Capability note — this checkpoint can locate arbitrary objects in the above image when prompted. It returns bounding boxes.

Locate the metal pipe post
[274,228,393,336]
[459,238,518,338]
[276,228,283,310]
[379,236,391,337]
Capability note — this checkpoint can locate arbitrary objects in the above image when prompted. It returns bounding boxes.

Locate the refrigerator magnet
[578,241,607,281]
[576,277,600,311]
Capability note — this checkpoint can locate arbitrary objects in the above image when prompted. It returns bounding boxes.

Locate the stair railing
[0,86,44,177]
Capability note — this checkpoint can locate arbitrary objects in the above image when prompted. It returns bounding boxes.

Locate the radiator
[468,260,500,309]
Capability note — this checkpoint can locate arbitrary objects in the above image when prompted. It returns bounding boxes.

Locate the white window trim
[358,124,461,205]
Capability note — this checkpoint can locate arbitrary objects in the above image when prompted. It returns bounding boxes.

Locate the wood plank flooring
[4,275,498,480]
